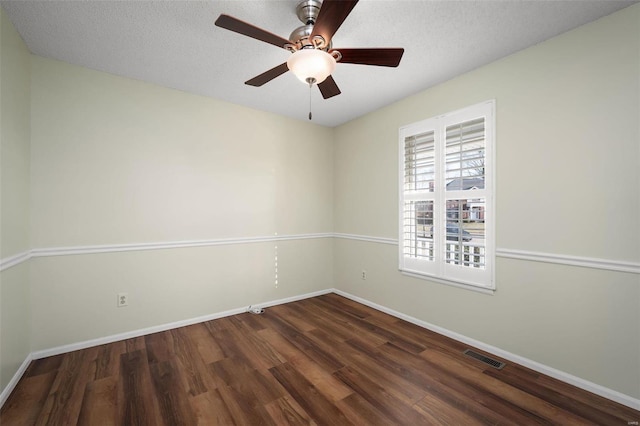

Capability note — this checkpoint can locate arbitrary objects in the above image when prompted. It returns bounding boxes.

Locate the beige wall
[30,239,333,350]
[30,57,334,247]
[28,56,334,350]
[333,5,640,398]
[0,8,30,258]
[0,7,31,391]
[1,1,639,406]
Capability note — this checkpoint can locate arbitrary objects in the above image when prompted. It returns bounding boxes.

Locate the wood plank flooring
[2,293,639,425]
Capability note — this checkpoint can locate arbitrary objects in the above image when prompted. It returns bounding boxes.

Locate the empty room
[1,0,639,424]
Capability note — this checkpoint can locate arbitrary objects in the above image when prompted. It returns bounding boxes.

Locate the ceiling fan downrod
[296,0,322,25]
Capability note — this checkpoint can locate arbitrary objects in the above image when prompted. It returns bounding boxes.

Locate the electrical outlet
[361,270,367,280]
[117,293,129,307]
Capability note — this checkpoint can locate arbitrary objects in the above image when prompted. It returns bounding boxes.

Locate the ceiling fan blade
[333,48,404,67]
[310,0,359,46]
[245,63,290,87]
[318,75,341,99]
[215,14,292,50]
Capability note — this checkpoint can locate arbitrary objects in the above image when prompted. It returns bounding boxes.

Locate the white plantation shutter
[399,101,495,290]
[402,200,435,262]
[401,125,437,275]
[445,118,486,184]
[404,130,435,192]
[402,129,436,267]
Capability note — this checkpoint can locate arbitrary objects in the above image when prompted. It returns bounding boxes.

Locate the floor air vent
[463,349,506,370]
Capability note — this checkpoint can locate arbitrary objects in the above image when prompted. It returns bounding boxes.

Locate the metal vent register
[463,349,506,370]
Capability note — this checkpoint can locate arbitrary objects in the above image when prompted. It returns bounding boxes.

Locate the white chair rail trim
[0,250,31,272]
[0,233,638,274]
[335,233,640,275]
[29,233,333,258]
[495,248,640,274]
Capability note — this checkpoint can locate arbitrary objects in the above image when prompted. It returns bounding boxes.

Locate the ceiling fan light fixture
[287,48,336,85]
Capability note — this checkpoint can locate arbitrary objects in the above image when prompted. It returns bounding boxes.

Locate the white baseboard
[31,288,333,360]
[3,287,638,412]
[0,352,33,408]
[333,289,640,411]
[1,288,333,409]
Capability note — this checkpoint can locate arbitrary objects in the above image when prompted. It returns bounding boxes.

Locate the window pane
[403,200,434,260]
[444,198,485,269]
[445,118,485,190]
[404,131,435,192]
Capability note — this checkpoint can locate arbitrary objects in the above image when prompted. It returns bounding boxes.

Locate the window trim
[398,100,496,292]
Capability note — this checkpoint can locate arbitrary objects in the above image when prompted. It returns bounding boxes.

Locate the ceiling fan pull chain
[306,77,316,120]
[308,84,312,120]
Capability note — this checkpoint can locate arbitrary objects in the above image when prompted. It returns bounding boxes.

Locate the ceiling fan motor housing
[289,24,313,45]
[290,1,330,51]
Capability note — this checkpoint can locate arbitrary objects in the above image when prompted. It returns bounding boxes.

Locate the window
[399,101,495,291]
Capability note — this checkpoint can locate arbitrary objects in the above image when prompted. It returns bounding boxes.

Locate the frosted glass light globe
[286,49,336,84]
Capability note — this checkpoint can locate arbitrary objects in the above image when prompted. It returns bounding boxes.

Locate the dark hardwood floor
[2,293,639,425]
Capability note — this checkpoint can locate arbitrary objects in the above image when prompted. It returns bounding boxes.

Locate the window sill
[399,269,495,295]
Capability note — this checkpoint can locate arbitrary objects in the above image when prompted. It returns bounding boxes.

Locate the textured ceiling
[2,0,637,127]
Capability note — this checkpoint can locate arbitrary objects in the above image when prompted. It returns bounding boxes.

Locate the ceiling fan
[214,0,404,101]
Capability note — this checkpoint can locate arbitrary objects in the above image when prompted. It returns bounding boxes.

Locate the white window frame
[398,100,495,292]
